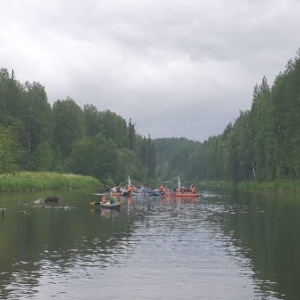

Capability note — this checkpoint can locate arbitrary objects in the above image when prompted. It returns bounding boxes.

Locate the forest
[0,69,155,185]
[1,49,300,188]
[155,49,300,186]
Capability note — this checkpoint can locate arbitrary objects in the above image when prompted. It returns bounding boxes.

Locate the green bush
[0,172,102,192]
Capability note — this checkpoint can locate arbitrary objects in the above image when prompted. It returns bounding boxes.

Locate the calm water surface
[0,188,299,299]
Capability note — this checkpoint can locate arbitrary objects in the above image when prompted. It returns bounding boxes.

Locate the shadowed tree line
[0,69,155,184]
[155,49,300,185]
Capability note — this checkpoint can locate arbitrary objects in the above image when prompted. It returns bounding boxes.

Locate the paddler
[190,184,196,193]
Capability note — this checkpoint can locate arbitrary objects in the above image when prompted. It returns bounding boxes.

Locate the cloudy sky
[1,0,299,141]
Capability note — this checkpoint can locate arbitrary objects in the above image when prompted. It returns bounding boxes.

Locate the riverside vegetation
[198,179,300,194]
[155,48,300,193]
[0,172,101,192]
[1,48,300,192]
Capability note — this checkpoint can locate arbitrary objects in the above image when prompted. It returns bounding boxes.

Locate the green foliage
[67,134,119,180]
[128,118,136,151]
[0,69,155,185]
[0,126,21,173]
[24,81,53,152]
[154,137,200,182]
[52,97,86,156]
[0,172,101,192]
[98,110,130,148]
[116,148,148,184]
[154,48,300,188]
[3,47,300,188]
[31,141,56,171]
[84,104,102,137]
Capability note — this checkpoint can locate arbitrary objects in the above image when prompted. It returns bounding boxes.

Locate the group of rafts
[90,183,200,210]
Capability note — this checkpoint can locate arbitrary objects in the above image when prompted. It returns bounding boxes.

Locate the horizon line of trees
[0,68,155,185]
[155,48,300,184]
[2,47,300,186]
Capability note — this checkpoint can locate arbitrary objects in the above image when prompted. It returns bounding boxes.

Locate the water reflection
[0,189,299,299]
[204,189,300,300]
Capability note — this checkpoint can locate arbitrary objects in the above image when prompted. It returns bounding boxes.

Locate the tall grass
[0,172,102,192]
[200,179,300,193]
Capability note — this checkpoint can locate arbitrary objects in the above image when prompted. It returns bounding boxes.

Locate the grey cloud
[0,0,299,141]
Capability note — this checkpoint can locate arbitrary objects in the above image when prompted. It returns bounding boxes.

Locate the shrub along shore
[200,180,300,193]
[0,172,102,192]
[2,173,299,194]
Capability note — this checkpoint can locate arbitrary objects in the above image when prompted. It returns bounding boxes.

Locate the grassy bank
[200,180,300,193]
[0,172,102,192]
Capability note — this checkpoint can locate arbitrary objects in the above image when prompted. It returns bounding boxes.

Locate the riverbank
[200,179,300,193]
[0,172,102,192]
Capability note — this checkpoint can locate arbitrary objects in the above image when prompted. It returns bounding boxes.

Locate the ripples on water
[1,192,280,299]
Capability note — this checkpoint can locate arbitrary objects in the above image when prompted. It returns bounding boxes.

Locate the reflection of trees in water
[3,189,299,299]
[209,191,300,300]
[0,200,136,299]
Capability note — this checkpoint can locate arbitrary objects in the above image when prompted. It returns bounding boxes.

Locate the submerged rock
[44,196,59,203]
[34,196,59,204]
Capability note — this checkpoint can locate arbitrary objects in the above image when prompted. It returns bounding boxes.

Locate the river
[0,187,299,299]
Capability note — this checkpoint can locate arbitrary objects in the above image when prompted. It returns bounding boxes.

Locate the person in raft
[101,193,115,204]
[190,184,196,193]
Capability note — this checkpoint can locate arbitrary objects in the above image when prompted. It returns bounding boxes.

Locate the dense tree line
[2,48,299,185]
[155,49,300,183]
[154,137,200,183]
[0,69,156,184]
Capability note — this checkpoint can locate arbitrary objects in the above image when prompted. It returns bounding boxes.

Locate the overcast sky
[1,0,299,141]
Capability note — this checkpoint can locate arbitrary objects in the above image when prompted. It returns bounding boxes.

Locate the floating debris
[0,208,6,217]
[44,196,59,203]
[33,196,59,204]
[20,210,30,216]
[34,198,44,204]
